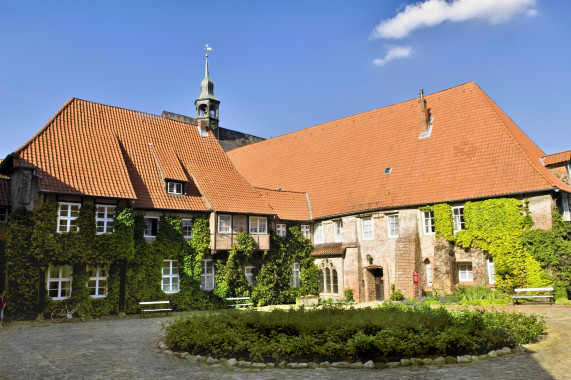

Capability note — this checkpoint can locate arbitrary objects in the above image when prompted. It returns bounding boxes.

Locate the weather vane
[204,44,212,56]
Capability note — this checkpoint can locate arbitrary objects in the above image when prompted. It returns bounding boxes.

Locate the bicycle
[51,303,86,323]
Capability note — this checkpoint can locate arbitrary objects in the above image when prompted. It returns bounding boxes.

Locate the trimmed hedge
[165,304,545,362]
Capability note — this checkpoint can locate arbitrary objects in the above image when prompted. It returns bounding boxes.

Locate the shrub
[165,305,545,362]
[344,288,355,302]
[389,284,405,301]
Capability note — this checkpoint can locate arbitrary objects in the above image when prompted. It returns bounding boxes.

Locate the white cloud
[373,45,413,66]
[526,8,538,17]
[371,0,537,39]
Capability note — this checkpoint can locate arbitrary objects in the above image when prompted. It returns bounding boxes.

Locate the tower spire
[195,46,220,138]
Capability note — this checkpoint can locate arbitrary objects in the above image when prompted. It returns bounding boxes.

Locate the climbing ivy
[431,198,551,292]
[184,217,210,285]
[251,225,318,306]
[522,211,571,297]
[214,231,257,300]
[4,202,318,318]
[4,208,36,319]
[433,203,454,241]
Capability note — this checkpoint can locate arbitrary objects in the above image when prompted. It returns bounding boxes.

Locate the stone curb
[157,341,527,371]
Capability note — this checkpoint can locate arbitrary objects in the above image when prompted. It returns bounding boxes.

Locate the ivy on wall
[251,225,318,306]
[429,198,551,292]
[3,201,317,318]
[214,231,257,300]
[522,211,571,297]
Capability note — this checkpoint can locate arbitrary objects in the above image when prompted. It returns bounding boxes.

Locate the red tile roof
[13,99,273,214]
[228,82,571,219]
[254,187,311,221]
[542,150,571,166]
[0,178,8,205]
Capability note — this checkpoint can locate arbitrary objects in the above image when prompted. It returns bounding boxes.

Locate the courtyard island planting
[165,304,545,364]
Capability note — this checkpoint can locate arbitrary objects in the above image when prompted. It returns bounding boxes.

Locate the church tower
[195,53,220,138]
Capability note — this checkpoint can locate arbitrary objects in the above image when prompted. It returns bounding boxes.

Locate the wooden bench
[512,287,554,304]
[139,301,172,316]
[226,297,254,308]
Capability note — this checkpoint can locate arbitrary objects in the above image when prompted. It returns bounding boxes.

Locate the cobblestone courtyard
[0,305,568,380]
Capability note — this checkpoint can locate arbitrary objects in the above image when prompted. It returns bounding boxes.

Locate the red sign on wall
[413,270,419,284]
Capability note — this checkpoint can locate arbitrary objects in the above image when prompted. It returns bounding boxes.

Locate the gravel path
[0,305,568,379]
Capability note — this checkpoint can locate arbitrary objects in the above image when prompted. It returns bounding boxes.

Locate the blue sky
[1,0,569,158]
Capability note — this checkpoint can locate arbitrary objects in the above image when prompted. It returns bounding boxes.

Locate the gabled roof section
[13,99,273,214]
[228,82,571,219]
[542,150,571,166]
[254,187,311,221]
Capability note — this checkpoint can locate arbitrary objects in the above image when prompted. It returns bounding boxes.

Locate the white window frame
[249,216,267,234]
[167,181,183,194]
[182,218,193,239]
[218,214,232,234]
[200,259,215,290]
[423,210,435,235]
[87,265,108,298]
[162,259,180,293]
[301,225,311,239]
[290,261,300,288]
[334,221,343,242]
[567,164,571,184]
[362,217,374,240]
[487,258,496,285]
[314,222,324,244]
[319,260,339,295]
[96,205,116,235]
[57,202,81,233]
[0,207,7,223]
[453,206,465,233]
[458,263,473,282]
[144,217,159,237]
[245,265,255,287]
[426,263,432,286]
[47,265,72,300]
[387,214,399,238]
[562,195,571,222]
[276,223,287,237]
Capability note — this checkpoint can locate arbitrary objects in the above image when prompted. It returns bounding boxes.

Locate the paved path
[0,305,568,379]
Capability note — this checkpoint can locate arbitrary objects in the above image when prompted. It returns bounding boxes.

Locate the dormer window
[166,181,184,195]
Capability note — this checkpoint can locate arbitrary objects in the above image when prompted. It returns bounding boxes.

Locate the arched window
[332,269,338,294]
[319,259,339,294]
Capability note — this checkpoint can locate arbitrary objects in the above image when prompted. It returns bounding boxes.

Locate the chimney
[418,89,429,133]
[197,119,209,137]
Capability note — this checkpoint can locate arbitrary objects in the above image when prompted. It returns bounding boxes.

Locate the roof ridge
[230,82,477,154]
[542,149,571,159]
[15,98,76,155]
[473,84,560,189]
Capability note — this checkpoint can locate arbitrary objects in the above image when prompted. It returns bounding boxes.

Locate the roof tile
[228,82,571,219]
[14,99,273,214]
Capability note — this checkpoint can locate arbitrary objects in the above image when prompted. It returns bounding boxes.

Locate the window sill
[163,290,180,294]
[90,295,107,299]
